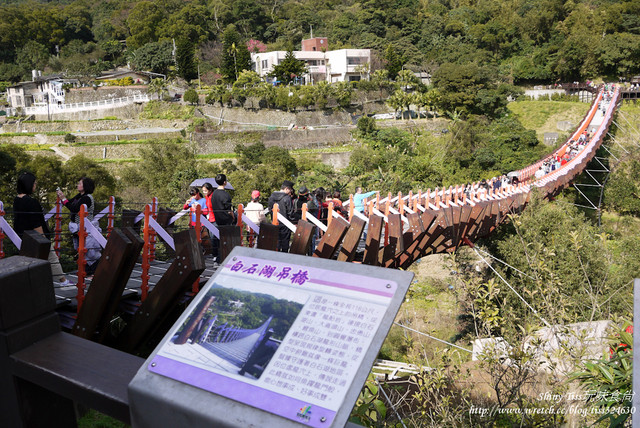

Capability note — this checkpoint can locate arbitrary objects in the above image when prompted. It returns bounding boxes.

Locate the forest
[0,0,639,86]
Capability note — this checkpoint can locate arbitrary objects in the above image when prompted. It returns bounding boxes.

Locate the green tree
[16,41,50,72]
[383,44,405,81]
[221,25,251,82]
[129,40,173,75]
[604,157,640,216]
[176,38,197,81]
[183,88,199,105]
[268,47,307,85]
[125,1,164,50]
[148,78,168,100]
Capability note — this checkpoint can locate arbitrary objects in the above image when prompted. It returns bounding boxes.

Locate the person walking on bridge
[268,180,294,252]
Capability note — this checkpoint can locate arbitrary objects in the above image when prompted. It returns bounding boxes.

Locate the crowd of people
[534,129,592,180]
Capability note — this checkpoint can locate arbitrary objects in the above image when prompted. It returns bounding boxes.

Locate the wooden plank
[96,227,144,344]
[118,229,205,353]
[426,209,450,254]
[487,199,501,234]
[418,209,449,256]
[313,216,350,259]
[449,205,463,250]
[396,213,425,269]
[289,220,315,256]
[476,200,496,238]
[406,212,424,240]
[256,222,278,251]
[219,225,242,261]
[19,230,50,260]
[459,202,484,246]
[337,216,366,262]
[455,204,473,251]
[408,209,438,258]
[379,213,402,268]
[434,205,456,253]
[11,332,143,425]
[465,201,489,242]
[362,215,383,266]
[387,213,404,254]
[72,229,133,340]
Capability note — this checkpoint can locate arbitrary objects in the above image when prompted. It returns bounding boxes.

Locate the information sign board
[129,247,413,428]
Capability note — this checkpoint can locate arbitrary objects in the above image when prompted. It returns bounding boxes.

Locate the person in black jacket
[209,174,233,263]
[291,185,310,224]
[211,174,233,226]
[268,180,294,252]
[15,172,72,285]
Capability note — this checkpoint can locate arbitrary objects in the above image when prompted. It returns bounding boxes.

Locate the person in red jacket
[201,182,216,223]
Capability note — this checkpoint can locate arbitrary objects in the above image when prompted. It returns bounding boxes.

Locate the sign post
[129,247,413,427]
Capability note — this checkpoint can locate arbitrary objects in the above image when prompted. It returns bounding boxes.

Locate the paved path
[71,127,183,137]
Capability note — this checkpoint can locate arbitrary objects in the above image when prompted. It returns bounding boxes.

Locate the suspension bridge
[0,84,624,351]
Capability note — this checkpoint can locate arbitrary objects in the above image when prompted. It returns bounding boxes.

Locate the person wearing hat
[292,185,310,224]
[268,180,295,252]
[245,190,266,225]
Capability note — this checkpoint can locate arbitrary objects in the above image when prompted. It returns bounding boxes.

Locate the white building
[6,71,69,111]
[251,37,371,84]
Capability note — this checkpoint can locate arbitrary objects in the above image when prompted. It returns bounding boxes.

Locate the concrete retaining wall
[64,86,148,103]
[34,104,147,121]
[2,119,189,133]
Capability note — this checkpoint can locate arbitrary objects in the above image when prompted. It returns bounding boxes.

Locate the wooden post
[236,204,244,244]
[337,216,366,262]
[77,204,87,312]
[257,223,279,251]
[348,195,354,222]
[96,227,144,343]
[398,192,404,215]
[18,230,50,260]
[327,202,334,227]
[149,197,158,262]
[301,202,308,221]
[272,204,279,225]
[72,229,133,341]
[118,229,206,353]
[236,204,244,228]
[363,214,383,266]
[289,220,315,255]
[313,216,349,259]
[141,204,151,302]
[106,196,115,238]
[219,225,242,262]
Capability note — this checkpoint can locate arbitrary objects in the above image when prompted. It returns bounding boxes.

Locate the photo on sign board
[170,283,307,380]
